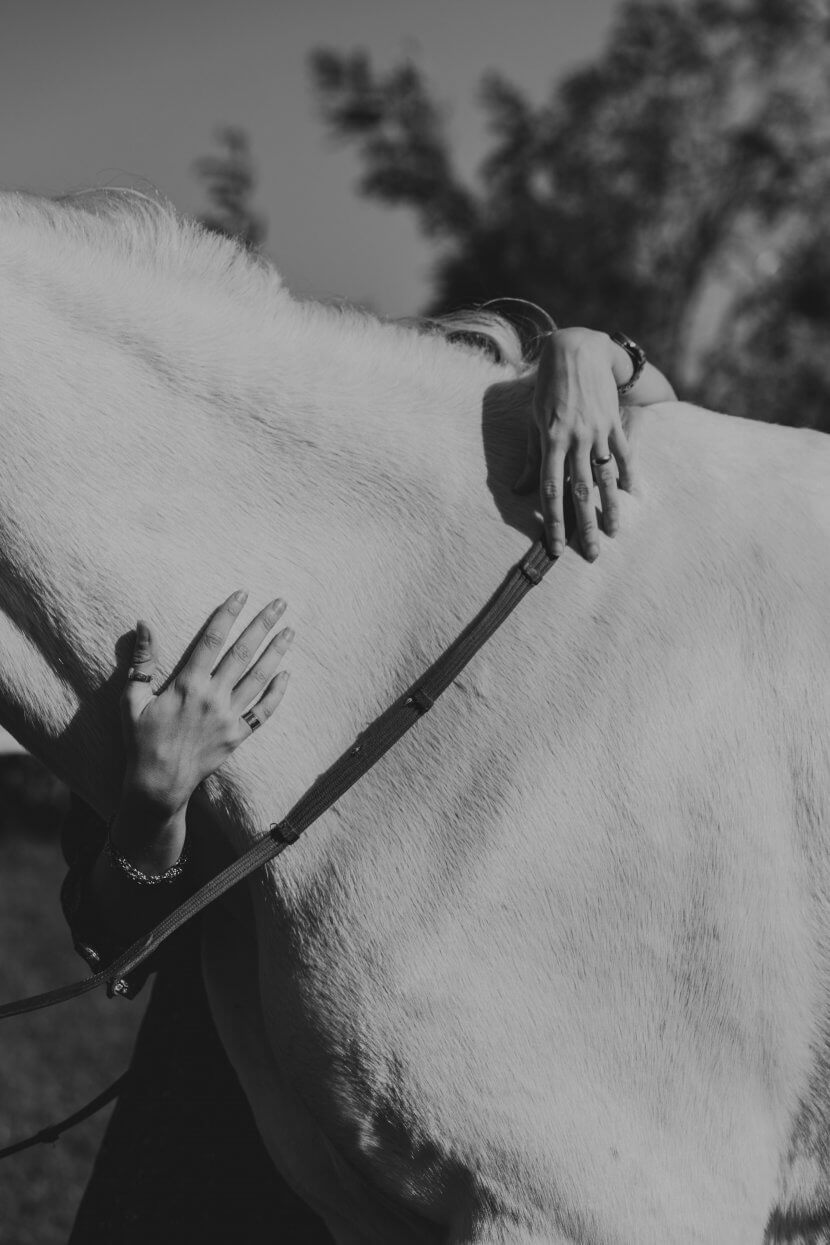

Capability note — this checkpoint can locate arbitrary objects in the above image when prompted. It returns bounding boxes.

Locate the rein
[0,539,555,1158]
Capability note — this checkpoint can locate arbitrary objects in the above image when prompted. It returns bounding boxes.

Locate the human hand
[119,590,292,829]
[514,328,635,561]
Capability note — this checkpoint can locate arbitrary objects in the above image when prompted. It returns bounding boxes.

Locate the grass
[0,759,148,1245]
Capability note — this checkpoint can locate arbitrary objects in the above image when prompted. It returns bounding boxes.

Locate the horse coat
[0,190,828,1244]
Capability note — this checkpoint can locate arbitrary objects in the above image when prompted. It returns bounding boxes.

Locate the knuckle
[541,479,562,499]
[232,642,251,663]
[202,630,224,651]
[572,481,593,502]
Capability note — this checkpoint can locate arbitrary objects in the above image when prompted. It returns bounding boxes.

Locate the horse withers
[0,189,828,1244]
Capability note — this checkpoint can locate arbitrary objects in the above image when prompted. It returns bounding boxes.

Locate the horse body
[1,192,829,1243]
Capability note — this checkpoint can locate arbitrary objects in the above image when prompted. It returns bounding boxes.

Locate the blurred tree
[311,0,830,429]
[194,126,267,251]
[705,224,830,427]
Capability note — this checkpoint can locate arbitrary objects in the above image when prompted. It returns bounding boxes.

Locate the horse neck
[188,314,534,843]
[0,251,527,827]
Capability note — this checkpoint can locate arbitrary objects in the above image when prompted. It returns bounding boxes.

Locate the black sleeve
[60,793,157,999]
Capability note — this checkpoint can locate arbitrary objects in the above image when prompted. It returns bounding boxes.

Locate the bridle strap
[0,540,554,1020]
[0,1073,130,1160]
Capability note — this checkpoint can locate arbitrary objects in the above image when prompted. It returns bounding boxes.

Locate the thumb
[123,620,157,712]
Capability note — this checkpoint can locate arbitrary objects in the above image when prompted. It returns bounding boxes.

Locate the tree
[311,0,830,429]
[705,224,830,427]
[193,126,267,251]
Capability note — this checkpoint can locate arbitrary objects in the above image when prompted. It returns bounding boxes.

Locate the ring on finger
[591,452,614,467]
[241,708,262,732]
[127,668,153,683]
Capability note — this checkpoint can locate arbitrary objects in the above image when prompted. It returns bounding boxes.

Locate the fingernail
[233,589,248,603]
[269,597,286,616]
[587,544,599,560]
[135,620,150,646]
[281,626,294,642]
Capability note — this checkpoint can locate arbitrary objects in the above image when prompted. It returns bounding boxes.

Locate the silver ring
[127,668,153,683]
[591,453,613,467]
[242,709,262,732]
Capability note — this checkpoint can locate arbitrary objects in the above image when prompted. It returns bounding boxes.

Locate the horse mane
[1,186,540,372]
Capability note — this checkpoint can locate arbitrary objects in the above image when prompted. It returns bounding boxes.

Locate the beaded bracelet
[106,817,189,886]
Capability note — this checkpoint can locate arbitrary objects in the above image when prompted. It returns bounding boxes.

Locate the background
[0,0,619,315]
[1,1,828,1240]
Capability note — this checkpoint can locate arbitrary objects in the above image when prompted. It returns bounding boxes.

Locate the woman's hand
[111,591,292,874]
[515,328,635,561]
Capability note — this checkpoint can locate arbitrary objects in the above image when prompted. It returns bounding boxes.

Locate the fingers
[570,448,599,562]
[238,671,290,738]
[122,620,157,717]
[591,442,620,539]
[231,625,294,711]
[610,420,635,493]
[185,590,249,678]
[539,442,567,557]
[210,597,287,686]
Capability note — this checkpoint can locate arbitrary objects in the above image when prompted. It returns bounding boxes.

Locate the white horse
[0,189,828,1244]
[0,726,26,755]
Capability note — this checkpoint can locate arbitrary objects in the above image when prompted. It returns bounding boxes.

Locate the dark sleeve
[60,793,156,999]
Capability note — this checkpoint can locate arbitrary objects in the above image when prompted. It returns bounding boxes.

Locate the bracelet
[610,331,647,395]
[106,817,189,886]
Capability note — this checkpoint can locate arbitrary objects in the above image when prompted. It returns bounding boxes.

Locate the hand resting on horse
[71,323,676,988]
[516,326,677,559]
[83,590,293,970]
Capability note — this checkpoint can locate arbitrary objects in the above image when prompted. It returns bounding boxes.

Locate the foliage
[193,126,267,251]
[310,0,830,430]
[705,224,830,426]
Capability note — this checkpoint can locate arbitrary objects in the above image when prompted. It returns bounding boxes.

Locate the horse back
[219,402,830,1242]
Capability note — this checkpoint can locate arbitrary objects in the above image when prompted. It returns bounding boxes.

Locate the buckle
[270,818,301,846]
[407,688,435,714]
[519,557,543,585]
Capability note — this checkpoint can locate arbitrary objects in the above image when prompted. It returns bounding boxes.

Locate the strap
[0,1072,131,1159]
[0,540,555,1022]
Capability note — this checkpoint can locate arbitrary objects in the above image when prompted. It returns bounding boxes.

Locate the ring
[591,453,613,467]
[242,709,262,732]
[127,668,153,683]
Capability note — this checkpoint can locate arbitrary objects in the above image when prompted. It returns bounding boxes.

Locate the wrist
[606,334,635,389]
[110,782,188,875]
[121,768,189,824]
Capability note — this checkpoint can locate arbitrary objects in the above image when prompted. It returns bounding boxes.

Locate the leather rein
[0,538,556,1159]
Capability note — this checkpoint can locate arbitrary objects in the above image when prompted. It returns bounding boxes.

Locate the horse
[0,187,828,1244]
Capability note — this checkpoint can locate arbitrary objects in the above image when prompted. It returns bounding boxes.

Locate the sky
[1,0,619,316]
